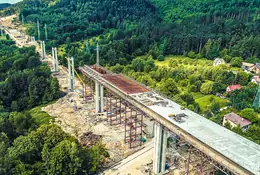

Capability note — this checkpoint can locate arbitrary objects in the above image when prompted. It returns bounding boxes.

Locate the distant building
[216,93,226,99]
[223,112,252,131]
[226,84,242,93]
[241,62,254,72]
[251,76,260,84]
[250,63,260,74]
[213,58,226,67]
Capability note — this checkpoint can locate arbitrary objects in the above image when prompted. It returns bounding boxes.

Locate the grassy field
[154,56,231,112]
[195,95,229,112]
[178,87,229,112]
[155,55,213,67]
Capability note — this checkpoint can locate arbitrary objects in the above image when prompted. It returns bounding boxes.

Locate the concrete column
[37,20,40,40]
[95,81,104,113]
[43,41,46,59]
[52,47,55,70]
[100,85,104,112]
[52,47,58,72]
[153,124,167,174]
[71,57,75,89]
[55,47,59,71]
[40,41,43,59]
[68,57,75,91]
[42,41,46,60]
[95,81,100,113]
[68,57,72,89]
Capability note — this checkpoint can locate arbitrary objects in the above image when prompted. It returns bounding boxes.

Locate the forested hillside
[0,3,11,10]
[0,39,59,112]
[14,0,260,66]
[0,35,107,174]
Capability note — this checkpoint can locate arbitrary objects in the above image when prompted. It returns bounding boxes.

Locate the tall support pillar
[68,57,75,91]
[100,85,104,112]
[43,41,46,59]
[37,20,40,40]
[40,41,43,58]
[153,124,167,174]
[22,14,24,25]
[52,47,55,69]
[95,80,104,113]
[41,41,46,60]
[56,48,59,71]
[52,47,59,72]
[96,43,100,65]
[44,23,48,40]
[95,81,100,113]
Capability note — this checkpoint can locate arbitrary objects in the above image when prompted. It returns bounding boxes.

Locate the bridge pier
[40,41,46,60]
[153,123,167,174]
[95,81,104,113]
[68,57,75,91]
[52,47,59,72]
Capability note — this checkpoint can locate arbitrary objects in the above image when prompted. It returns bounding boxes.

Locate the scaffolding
[124,106,143,149]
[82,75,95,103]
[184,148,217,175]
[106,90,123,125]
[105,90,143,149]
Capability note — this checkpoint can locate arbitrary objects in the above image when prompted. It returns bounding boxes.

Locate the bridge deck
[80,65,260,175]
[103,74,150,94]
[132,92,260,175]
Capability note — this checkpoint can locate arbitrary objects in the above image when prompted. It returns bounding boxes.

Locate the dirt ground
[1,15,213,175]
[41,60,136,165]
[1,15,138,165]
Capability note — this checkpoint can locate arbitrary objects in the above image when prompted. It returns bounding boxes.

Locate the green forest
[12,0,260,67]
[0,35,107,174]
[1,0,256,143]
[109,56,260,144]
[0,0,259,174]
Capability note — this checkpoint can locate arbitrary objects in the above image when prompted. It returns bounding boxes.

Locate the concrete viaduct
[1,20,259,175]
[79,64,260,175]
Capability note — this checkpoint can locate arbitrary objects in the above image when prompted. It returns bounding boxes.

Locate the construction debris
[79,132,102,147]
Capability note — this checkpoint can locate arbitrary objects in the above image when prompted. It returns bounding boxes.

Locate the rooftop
[252,76,260,83]
[256,63,260,69]
[227,84,242,91]
[224,112,252,127]
[242,62,254,67]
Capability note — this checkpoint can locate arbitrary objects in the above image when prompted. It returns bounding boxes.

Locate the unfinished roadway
[1,15,259,175]
[79,65,260,175]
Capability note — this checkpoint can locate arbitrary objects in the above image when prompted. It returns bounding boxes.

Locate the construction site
[1,15,260,175]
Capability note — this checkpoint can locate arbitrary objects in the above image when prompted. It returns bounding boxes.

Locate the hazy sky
[0,0,22,4]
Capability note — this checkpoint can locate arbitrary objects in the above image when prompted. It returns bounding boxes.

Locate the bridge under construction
[1,16,260,175]
[79,64,260,175]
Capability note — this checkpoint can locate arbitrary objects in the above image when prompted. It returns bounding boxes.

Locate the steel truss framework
[154,121,236,175]
[106,90,144,149]
[184,147,217,175]
[83,76,95,103]
[81,78,144,149]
